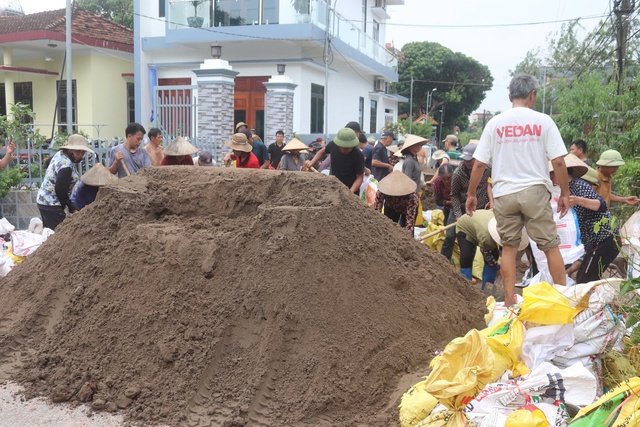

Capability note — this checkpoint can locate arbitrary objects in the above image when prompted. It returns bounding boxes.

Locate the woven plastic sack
[568,377,640,426]
[519,282,580,325]
[480,316,529,379]
[398,380,439,427]
[420,329,495,427]
[504,404,549,427]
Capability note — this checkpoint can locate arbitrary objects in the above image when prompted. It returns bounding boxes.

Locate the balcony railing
[167,0,397,69]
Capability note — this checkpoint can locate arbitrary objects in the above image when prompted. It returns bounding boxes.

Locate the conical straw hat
[281,138,308,151]
[163,136,199,156]
[547,153,588,178]
[81,163,117,186]
[377,170,417,196]
[400,134,427,151]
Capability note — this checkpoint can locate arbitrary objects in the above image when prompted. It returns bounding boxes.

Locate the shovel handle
[419,222,457,241]
[119,158,131,176]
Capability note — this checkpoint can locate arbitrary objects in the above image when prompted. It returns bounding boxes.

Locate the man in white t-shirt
[465,74,571,307]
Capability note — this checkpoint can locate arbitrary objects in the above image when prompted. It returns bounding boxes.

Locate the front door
[234,77,268,142]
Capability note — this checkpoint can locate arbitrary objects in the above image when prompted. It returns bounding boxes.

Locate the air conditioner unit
[374,78,385,92]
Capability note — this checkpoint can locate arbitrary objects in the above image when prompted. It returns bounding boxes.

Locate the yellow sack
[398,380,438,427]
[415,190,424,227]
[505,405,549,427]
[519,282,579,325]
[480,316,529,380]
[423,209,446,251]
[421,329,494,427]
[6,246,24,264]
[569,377,640,426]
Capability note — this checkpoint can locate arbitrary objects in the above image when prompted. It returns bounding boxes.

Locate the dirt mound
[0,168,485,426]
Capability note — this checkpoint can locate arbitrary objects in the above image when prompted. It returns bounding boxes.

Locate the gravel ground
[0,382,152,427]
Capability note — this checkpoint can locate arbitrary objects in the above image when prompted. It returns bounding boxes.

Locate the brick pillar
[193,58,239,165]
[263,75,297,142]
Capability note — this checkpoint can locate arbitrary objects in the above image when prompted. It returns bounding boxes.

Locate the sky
[386,0,610,113]
[22,0,609,114]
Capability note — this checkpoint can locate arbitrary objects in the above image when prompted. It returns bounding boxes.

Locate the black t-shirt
[362,145,373,170]
[326,141,365,190]
[268,143,284,168]
[371,143,390,181]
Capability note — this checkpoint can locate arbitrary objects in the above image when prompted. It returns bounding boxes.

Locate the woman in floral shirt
[549,154,618,283]
[374,171,419,233]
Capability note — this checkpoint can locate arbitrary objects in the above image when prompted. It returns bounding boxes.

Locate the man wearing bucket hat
[108,123,151,177]
[235,122,248,132]
[37,134,95,230]
[225,133,260,169]
[596,149,639,207]
[278,138,308,171]
[550,153,618,283]
[466,74,570,306]
[160,137,198,166]
[304,127,365,193]
[373,170,419,233]
[71,163,117,210]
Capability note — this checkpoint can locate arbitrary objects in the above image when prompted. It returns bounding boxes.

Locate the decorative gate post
[193,49,239,164]
[263,70,297,142]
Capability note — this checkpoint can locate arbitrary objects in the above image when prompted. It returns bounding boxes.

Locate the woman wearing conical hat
[71,163,117,210]
[278,138,308,171]
[36,134,95,230]
[160,137,198,166]
[373,171,419,234]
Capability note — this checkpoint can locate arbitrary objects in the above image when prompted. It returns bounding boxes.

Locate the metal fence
[3,135,228,188]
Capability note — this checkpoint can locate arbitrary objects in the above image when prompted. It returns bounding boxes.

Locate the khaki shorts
[493,185,560,251]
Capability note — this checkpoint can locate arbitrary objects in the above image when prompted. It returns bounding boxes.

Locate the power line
[358,13,609,29]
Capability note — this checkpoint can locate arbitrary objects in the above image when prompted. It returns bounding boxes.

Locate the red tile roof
[0,7,132,50]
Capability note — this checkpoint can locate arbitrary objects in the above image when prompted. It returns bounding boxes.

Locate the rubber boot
[460,267,472,280]
[482,265,498,290]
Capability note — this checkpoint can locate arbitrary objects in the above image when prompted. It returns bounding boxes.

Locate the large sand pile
[0,167,486,426]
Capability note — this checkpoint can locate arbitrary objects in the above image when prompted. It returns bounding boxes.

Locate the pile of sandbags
[399,279,631,427]
[0,217,54,278]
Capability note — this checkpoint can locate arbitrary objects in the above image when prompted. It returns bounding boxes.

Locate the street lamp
[438,104,446,145]
[426,88,437,114]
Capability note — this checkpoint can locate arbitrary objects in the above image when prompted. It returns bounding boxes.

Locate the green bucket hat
[596,149,625,167]
[333,128,359,148]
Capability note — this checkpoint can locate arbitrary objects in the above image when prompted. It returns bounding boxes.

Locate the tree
[393,41,493,134]
[77,0,133,29]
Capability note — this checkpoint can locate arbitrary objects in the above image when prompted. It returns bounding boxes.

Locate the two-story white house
[135,0,405,143]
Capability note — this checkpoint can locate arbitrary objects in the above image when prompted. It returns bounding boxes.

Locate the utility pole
[614,0,635,95]
[409,75,413,133]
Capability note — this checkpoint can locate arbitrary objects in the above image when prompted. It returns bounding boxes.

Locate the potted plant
[291,0,311,23]
[187,0,205,28]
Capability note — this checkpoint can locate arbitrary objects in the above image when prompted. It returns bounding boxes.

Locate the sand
[0,167,486,426]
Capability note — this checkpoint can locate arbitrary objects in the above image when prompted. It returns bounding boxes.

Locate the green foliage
[0,168,25,199]
[458,129,482,146]
[613,159,640,223]
[0,103,45,148]
[382,121,406,137]
[77,0,133,29]
[399,118,432,139]
[394,41,493,136]
[51,129,91,150]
